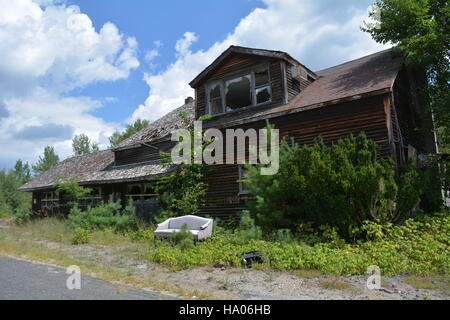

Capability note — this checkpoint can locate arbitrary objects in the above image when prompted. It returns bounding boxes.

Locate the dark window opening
[255,68,269,87]
[129,185,142,195]
[207,64,272,116]
[256,86,271,104]
[225,75,252,111]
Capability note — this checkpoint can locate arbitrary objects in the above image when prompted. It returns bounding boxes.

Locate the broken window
[225,74,252,111]
[207,64,272,115]
[208,83,223,115]
[254,67,271,104]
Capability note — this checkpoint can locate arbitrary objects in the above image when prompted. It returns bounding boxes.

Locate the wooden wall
[195,53,286,119]
[115,140,175,166]
[199,94,391,219]
[285,62,314,102]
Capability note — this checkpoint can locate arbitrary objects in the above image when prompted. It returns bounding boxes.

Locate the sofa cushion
[154,229,200,237]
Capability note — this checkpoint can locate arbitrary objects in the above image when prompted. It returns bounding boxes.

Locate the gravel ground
[35,240,449,300]
[0,218,448,300]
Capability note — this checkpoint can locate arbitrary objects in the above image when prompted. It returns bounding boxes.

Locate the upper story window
[206,65,272,116]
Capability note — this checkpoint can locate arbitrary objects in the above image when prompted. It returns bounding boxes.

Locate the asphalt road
[0,256,176,300]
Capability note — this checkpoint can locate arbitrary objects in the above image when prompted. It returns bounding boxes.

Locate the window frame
[205,63,272,117]
[238,165,251,195]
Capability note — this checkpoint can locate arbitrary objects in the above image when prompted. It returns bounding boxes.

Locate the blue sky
[0,0,388,170]
[68,0,264,123]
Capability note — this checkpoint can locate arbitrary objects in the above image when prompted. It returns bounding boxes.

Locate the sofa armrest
[156,219,170,230]
[197,220,213,240]
[200,221,211,230]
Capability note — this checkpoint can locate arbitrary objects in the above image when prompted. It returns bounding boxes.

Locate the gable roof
[189,45,317,88]
[203,48,403,129]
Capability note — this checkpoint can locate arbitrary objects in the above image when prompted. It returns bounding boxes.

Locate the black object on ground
[242,251,264,268]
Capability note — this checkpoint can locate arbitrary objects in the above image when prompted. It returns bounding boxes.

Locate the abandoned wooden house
[18,46,436,219]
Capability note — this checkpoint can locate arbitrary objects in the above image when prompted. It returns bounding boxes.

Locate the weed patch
[319,279,353,291]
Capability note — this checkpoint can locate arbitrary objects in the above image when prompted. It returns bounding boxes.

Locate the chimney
[185,96,194,104]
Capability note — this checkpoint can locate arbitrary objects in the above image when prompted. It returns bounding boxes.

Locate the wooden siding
[195,53,286,119]
[199,94,390,219]
[115,140,175,166]
[31,96,391,221]
[285,62,314,101]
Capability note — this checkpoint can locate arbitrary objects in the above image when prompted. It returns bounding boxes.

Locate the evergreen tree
[32,146,60,176]
[363,0,450,152]
[109,119,149,148]
[13,159,31,184]
[72,134,100,156]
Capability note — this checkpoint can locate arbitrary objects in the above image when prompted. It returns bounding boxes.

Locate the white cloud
[130,0,389,123]
[145,40,163,66]
[175,32,199,58]
[145,49,159,64]
[0,0,138,168]
[0,88,119,168]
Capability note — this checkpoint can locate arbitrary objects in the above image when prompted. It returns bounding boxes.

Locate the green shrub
[234,210,262,244]
[67,201,139,232]
[145,213,449,275]
[172,223,195,251]
[128,228,155,242]
[71,228,90,245]
[273,229,295,244]
[418,155,449,213]
[154,114,212,222]
[55,176,92,211]
[246,134,422,238]
[0,169,31,220]
[13,207,32,225]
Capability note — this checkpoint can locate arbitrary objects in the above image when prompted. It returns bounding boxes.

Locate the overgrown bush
[67,201,139,233]
[71,228,90,245]
[55,176,92,211]
[418,155,449,213]
[154,113,212,221]
[233,210,262,244]
[128,227,155,242]
[0,170,31,218]
[246,134,422,237]
[172,223,195,251]
[147,213,449,275]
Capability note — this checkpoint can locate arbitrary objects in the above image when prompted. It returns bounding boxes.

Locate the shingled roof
[114,100,195,150]
[18,149,173,192]
[204,48,403,128]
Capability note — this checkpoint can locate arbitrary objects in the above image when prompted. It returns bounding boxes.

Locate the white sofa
[154,215,213,240]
